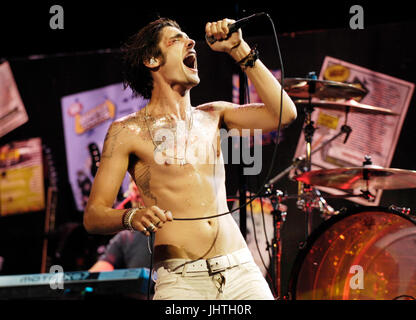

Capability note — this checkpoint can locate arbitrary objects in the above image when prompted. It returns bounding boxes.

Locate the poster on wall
[292,56,415,205]
[0,137,45,216]
[61,83,148,211]
[0,61,29,138]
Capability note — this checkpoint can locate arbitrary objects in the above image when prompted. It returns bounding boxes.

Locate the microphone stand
[235,1,248,239]
[238,69,248,239]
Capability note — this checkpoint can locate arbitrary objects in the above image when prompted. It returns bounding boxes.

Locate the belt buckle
[207,255,229,274]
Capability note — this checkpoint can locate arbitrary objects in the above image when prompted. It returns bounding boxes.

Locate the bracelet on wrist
[122,207,143,232]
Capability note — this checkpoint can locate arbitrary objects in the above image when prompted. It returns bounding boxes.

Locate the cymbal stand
[360,155,376,201]
[341,105,352,143]
[267,123,352,186]
[269,87,354,235]
[269,108,353,186]
[303,74,316,172]
[264,184,286,299]
[298,72,317,242]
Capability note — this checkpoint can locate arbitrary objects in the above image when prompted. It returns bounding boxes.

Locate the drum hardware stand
[267,74,380,298]
[269,85,356,187]
[358,190,376,201]
[264,185,287,299]
[272,74,356,241]
[296,71,354,247]
[363,154,372,166]
[313,188,337,220]
[388,204,413,217]
[341,105,352,143]
[359,155,376,201]
[267,123,353,191]
[298,71,318,243]
[229,186,288,299]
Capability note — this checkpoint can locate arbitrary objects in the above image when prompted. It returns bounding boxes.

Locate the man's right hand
[132,206,173,236]
[205,18,242,54]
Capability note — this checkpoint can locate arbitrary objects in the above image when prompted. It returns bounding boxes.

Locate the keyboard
[0,268,152,300]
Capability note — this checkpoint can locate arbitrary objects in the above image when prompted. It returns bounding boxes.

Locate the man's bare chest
[129,108,222,166]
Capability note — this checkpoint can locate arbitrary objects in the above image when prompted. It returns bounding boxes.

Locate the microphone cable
[147,232,154,300]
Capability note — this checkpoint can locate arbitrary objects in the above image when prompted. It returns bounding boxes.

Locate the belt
[159,248,253,275]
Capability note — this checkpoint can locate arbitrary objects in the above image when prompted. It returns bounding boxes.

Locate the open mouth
[183,53,197,71]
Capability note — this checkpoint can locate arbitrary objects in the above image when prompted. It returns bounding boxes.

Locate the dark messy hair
[121,18,181,99]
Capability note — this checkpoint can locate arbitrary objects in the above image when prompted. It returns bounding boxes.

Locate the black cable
[147,233,154,300]
[173,12,285,221]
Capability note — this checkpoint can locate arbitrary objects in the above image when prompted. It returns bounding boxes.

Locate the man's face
[156,26,200,90]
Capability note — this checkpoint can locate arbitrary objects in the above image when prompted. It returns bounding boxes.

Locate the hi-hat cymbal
[294,166,416,190]
[284,78,367,100]
[294,98,398,116]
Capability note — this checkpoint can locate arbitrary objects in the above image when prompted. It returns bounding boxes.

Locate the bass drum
[289,206,416,300]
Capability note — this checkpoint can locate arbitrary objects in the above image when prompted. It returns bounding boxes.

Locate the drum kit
[262,73,416,300]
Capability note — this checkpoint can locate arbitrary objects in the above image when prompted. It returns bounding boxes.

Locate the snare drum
[289,206,416,300]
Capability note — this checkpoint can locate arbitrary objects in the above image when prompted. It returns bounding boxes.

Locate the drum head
[290,207,416,300]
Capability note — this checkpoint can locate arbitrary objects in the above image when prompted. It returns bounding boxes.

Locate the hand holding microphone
[205,13,265,53]
[205,18,242,53]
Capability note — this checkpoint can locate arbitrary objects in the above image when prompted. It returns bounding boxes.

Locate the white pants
[153,248,274,300]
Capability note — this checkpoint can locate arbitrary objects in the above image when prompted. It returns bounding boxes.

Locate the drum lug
[389,204,412,216]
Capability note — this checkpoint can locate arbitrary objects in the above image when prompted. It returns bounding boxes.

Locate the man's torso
[115,104,246,263]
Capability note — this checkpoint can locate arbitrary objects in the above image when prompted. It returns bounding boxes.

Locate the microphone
[205,12,265,45]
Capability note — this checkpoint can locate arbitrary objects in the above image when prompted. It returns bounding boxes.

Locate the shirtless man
[83,17,297,300]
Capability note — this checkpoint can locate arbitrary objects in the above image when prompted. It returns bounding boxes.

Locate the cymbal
[284,78,367,100]
[294,166,416,190]
[294,98,398,116]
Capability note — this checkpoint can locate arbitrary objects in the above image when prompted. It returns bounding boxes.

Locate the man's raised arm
[205,18,297,132]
